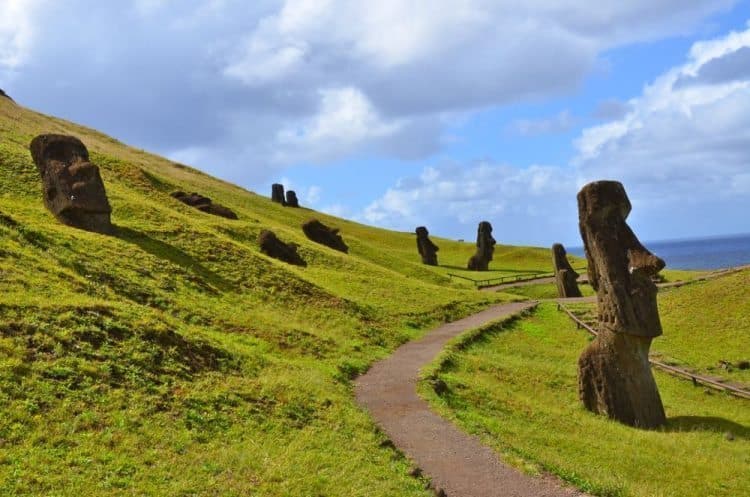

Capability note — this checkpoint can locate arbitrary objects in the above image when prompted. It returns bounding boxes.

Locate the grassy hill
[424,269,750,497]
[0,96,567,495]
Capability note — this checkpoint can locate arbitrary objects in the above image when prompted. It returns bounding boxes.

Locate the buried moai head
[271,183,285,204]
[577,181,665,337]
[467,221,495,271]
[302,219,348,253]
[552,243,582,298]
[576,180,667,428]
[171,191,238,220]
[415,226,439,266]
[285,190,299,208]
[258,230,306,266]
[29,134,112,234]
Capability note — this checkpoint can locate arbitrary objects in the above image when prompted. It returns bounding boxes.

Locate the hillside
[0,96,564,495]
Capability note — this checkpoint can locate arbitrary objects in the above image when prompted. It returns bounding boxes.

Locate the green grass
[423,304,750,497]
[0,94,565,495]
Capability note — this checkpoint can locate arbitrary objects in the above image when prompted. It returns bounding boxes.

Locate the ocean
[569,233,750,271]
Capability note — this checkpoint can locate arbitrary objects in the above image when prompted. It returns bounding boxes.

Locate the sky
[1,0,749,246]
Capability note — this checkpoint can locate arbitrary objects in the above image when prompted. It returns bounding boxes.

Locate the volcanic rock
[258,229,306,266]
[302,219,348,253]
[171,191,238,220]
[577,180,666,428]
[552,243,583,298]
[29,134,112,234]
[467,221,495,271]
[416,226,439,265]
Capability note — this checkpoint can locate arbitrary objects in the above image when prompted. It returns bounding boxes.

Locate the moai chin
[271,183,286,205]
[285,190,299,208]
[577,180,666,428]
[416,226,439,266]
[552,243,582,298]
[30,134,113,234]
[467,221,495,271]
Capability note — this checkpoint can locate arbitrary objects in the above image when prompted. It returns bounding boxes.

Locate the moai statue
[285,190,299,208]
[271,183,286,205]
[552,243,582,298]
[0,89,13,102]
[577,180,666,428]
[258,230,306,266]
[171,191,238,220]
[29,134,112,234]
[302,219,348,253]
[415,226,439,265]
[466,221,495,271]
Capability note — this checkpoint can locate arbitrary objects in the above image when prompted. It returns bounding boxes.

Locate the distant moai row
[29,134,242,234]
[576,180,666,428]
[551,243,582,298]
[271,183,300,208]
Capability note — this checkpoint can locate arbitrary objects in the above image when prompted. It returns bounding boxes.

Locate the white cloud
[360,161,578,243]
[575,23,750,202]
[274,87,403,163]
[0,0,43,69]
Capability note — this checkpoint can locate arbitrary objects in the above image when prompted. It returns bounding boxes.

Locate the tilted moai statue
[30,134,112,234]
[285,190,299,208]
[577,181,666,428]
[271,183,286,204]
[467,221,495,271]
[171,191,238,220]
[416,226,439,265]
[552,243,582,298]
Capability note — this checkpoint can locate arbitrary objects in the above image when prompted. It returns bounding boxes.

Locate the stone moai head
[477,221,496,261]
[271,183,285,204]
[415,226,439,265]
[30,134,112,234]
[551,243,577,275]
[285,190,299,208]
[577,181,665,337]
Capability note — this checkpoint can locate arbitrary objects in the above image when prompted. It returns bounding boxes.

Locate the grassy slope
[424,304,750,497]
[0,98,554,495]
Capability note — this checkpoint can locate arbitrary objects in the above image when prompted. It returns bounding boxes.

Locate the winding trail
[355,302,586,497]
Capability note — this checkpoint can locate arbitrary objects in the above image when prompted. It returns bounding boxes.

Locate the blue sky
[2,0,749,246]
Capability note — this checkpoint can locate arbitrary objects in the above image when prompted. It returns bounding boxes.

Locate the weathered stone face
[552,243,582,298]
[467,221,495,271]
[258,230,306,266]
[271,183,286,204]
[30,134,112,234]
[416,226,439,265]
[302,219,348,253]
[576,180,666,428]
[285,190,299,208]
[171,191,238,220]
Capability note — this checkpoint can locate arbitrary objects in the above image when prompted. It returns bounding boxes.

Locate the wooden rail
[556,302,750,400]
[447,266,587,289]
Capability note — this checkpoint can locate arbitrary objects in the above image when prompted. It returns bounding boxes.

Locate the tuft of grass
[423,303,750,497]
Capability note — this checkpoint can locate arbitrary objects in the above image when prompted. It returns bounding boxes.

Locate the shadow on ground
[666,416,750,440]
[114,225,235,293]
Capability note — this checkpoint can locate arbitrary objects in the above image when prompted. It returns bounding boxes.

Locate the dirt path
[355,302,586,497]
[480,276,556,292]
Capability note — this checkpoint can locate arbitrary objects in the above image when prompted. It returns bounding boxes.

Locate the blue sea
[569,233,750,271]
